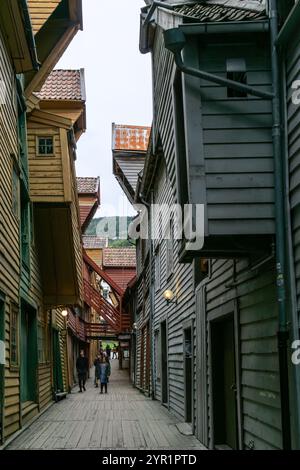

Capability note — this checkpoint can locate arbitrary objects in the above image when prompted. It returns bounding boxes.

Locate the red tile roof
[112,124,151,152]
[103,248,136,268]
[36,69,85,101]
[83,236,108,249]
[77,177,100,194]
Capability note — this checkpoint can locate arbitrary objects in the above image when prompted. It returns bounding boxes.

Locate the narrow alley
[7,361,204,451]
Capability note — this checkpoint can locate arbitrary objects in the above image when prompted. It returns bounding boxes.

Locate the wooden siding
[85,249,102,268]
[28,0,62,35]
[149,24,282,449]
[70,158,83,303]
[103,268,136,292]
[27,122,65,203]
[150,29,197,423]
[286,29,300,312]
[203,259,281,449]
[190,35,274,237]
[0,27,21,440]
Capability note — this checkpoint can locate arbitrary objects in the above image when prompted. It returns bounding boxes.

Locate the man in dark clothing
[76,350,89,392]
[105,344,111,359]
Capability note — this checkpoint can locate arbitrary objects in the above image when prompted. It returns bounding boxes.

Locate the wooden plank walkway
[7,361,205,450]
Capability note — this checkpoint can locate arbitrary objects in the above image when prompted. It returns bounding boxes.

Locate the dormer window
[37,136,54,156]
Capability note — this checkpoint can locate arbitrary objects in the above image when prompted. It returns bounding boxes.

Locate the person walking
[94,353,101,388]
[97,353,111,394]
[76,349,89,392]
[112,344,118,359]
[105,344,111,359]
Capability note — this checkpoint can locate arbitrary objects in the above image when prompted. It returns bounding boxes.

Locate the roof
[174,1,266,21]
[112,124,151,152]
[77,177,100,194]
[83,236,108,249]
[114,157,145,193]
[36,69,86,101]
[103,248,136,268]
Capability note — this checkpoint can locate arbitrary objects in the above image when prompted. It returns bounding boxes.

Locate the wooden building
[102,248,136,292]
[117,0,300,450]
[77,177,100,234]
[0,1,83,445]
[83,236,108,267]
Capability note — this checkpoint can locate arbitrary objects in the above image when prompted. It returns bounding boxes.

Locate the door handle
[231,383,237,392]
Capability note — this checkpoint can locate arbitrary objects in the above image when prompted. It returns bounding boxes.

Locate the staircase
[83,279,131,336]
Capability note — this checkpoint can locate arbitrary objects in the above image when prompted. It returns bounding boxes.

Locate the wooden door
[161,320,168,404]
[52,329,64,393]
[211,315,238,449]
[20,306,37,403]
[20,310,29,402]
[184,327,193,423]
[140,328,145,389]
[145,323,150,392]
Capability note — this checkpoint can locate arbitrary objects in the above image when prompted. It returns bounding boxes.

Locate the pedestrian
[97,353,110,394]
[76,349,89,392]
[112,344,118,359]
[94,353,101,388]
[106,343,111,359]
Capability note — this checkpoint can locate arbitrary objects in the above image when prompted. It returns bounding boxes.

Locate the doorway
[20,303,37,404]
[0,295,5,443]
[52,328,64,394]
[184,327,193,423]
[161,320,168,405]
[211,315,238,449]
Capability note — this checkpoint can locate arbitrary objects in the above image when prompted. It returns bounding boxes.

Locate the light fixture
[163,289,177,305]
[132,322,137,330]
[61,309,68,317]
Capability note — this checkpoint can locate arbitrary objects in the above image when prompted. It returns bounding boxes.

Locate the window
[226,58,247,98]
[155,330,161,381]
[194,258,209,287]
[10,304,19,367]
[11,165,19,218]
[20,184,30,270]
[166,220,174,279]
[155,248,161,292]
[37,136,54,156]
[38,323,48,363]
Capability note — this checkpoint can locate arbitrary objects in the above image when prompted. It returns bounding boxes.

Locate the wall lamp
[61,309,68,318]
[163,290,177,305]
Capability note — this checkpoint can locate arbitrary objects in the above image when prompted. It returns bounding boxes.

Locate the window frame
[11,162,20,220]
[36,136,55,157]
[10,303,19,369]
[226,58,247,98]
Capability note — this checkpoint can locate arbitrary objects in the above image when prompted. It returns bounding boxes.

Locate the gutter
[19,0,40,71]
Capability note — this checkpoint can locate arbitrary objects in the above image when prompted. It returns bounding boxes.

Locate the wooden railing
[83,279,120,330]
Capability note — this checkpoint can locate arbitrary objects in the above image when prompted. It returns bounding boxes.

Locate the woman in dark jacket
[94,354,101,388]
[96,353,111,394]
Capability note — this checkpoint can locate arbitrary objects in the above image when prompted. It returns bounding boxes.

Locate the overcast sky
[57,0,152,217]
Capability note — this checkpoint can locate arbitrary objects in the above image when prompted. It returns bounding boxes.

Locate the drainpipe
[269,0,291,450]
[140,193,156,400]
[163,0,291,448]
[19,0,40,71]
